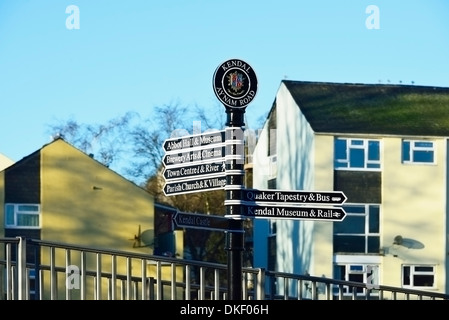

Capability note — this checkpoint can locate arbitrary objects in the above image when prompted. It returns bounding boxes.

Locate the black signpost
[162,129,227,196]
[163,161,225,181]
[213,58,258,300]
[163,130,225,153]
[163,175,227,196]
[242,188,347,205]
[160,58,347,300]
[173,211,229,232]
[244,204,347,221]
[162,145,225,167]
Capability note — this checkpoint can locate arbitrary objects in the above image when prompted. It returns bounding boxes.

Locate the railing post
[50,246,57,300]
[17,236,27,300]
[5,242,13,300]
[185,265,191,300]
[256,268,266,300]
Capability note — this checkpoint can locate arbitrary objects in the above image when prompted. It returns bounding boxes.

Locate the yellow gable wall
[37,139,184,299]
[381,137,447,289]
[40,139,154,252]
[312,135,336,278]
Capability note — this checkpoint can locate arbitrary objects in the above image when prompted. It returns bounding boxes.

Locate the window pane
[415,266,433,272]
[402,141,410,161]
[347,273,364,293]
[351,140,364,146]
[368,141,380,161]
[334,235,365,252]
[344,206,365,214]
[415,142,433,148]
[335,139,347,160]
[18,205,39,212]
[349,148,364,168]
[369,206,379,233]
[5,205,15,225]
[17,214,39,227]
[414,275,434,287]
[334,265,346,281]
[403,266,411,285]
[413,150,433,163]
[349,265,363,272]
[348,273,364,283]
[334,216,365,233]
[367,236,380,253]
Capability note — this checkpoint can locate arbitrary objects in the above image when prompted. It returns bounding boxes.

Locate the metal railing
[1,237,448,300]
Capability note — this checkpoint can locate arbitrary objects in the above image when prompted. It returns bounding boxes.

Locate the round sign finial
[212,58,258,109]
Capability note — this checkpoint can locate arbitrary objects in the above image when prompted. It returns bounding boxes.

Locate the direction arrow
[163,145,225,167]
[164,175,227,196]
[163,161,225,181]
[242,188,347,205]
[243,204,346,221]
[173,211,229,231]
[163,130,225,152]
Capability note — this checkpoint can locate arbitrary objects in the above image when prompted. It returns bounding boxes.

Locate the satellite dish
[393,235,403,245]
[129,225,154,248]
[140,230,154,247]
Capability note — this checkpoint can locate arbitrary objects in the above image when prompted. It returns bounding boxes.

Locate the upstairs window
[333,204,380,254]
[5,204,41,229]
[402,140,435,164]
[334,138,381,170]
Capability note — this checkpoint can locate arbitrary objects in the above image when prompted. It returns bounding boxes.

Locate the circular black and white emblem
[212,58,258,109]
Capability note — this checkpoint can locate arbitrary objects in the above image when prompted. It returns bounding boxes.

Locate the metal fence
[1,237,448,300]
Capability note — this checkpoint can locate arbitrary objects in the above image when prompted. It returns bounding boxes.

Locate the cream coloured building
[252,80,449,297]
[0,153,14,171]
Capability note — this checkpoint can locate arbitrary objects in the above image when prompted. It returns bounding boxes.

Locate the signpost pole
[213,58,258,300]
[225,106,246,300]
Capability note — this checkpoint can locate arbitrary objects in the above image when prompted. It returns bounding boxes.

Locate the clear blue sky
[1,0,448,163]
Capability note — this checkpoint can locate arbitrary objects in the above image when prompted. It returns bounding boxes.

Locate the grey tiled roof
[282,80,449,136]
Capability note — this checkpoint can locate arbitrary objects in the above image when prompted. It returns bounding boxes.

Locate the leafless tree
[46,103,233,265]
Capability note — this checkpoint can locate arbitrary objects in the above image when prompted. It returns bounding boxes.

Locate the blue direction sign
[173,211,229,232]
[163,175,226,196]
[163,161,225,181]
[163,130,225,153]
[244,204,346,221]
[242,188,347,205]
[163,145,225,167]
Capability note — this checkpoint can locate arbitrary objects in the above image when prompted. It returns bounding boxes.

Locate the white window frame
[333,262,380,297]
[333,203,380,254]
[402,140,435,164]
[4,203,41,229]
[334,138,381,171]
[402,265,436,289]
